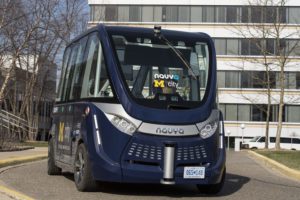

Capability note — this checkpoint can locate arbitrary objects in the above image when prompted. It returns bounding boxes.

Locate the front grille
[176,145,207,161]
[127,142,162,161]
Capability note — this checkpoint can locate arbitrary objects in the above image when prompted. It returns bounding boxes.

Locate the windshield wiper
[154,25,197,80]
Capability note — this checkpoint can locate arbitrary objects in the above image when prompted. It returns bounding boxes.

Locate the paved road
[0,151,299,200]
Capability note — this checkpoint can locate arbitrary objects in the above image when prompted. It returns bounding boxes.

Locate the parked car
[243,136,300,150]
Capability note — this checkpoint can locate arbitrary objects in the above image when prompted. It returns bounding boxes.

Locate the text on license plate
[183,167,205,179]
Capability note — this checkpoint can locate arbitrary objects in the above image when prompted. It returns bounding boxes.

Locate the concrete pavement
[0,147,48,200]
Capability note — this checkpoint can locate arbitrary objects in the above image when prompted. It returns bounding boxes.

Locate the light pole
[240,123,245,144]
[227,130,231,151]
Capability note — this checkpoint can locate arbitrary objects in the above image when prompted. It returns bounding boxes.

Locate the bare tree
[0,0,88,141]
[230,0,300,149]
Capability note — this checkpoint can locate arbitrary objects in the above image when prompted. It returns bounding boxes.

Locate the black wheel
[197,167,226,195]
[74,143,97,191]
[47,137,62,175]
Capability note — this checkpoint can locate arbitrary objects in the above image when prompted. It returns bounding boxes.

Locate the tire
[197,167,226,195]
[74,143,97,191]
[47,137,62,175]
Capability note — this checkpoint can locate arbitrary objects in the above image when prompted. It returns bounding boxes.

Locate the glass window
[219,104,225,117]
[142,6,154,22]
[288,40,300,56]
[118,6,129,21]
[217,71,225,88]
[57,47,71,101]
[250,40,261,55]
[225,71,240,88]
[93,5,105,21]
[280,137,291,143]
[203,6,214,22]
[241,7,249,23]
[278,7,287,23]
[288,7,300,24]
[252,105,266,121]
[258,137,265,143]
[105,6,117,21]
[265,7,276,23]
[286,72,297,89]
[214,39,226,55]
[241,39,250,55]
[287,105,300,122]
[226,104,238,121]
[270,137,276,143]
[227,39,239,55]
[108,31,210,109]
[216,7,226,23]
[166,6,178,22]
[293,138,300,144]
[266,39,275,55]
[178,6,190,22]
[251,7,262,23]
[191,6,202,22]
[129,6,141,22]
[238,105,250,121]
[69,37,88,100]
[297,72,300,89]
[154,6,162,22]
[227,7,238,23]
[241,71,252,88]
[63,44,80,101]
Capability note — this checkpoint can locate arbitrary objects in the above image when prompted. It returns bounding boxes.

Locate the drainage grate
[127,142,162,161]
[176,145,207,161]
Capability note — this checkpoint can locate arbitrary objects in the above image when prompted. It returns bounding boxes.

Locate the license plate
[183,167,205,179]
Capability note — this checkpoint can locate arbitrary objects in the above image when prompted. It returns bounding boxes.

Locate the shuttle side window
[81,33,114,98]
[64,43,80,101]
[69,37,88,100]
[57,47,71,102]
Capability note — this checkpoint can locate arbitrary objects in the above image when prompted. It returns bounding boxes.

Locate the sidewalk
[0,147,48,200]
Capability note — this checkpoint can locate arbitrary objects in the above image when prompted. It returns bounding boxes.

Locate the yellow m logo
[154,80,165,88]
[58,122,64,142]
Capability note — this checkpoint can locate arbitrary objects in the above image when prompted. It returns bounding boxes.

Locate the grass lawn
[21,141,48,148]
[256,150,300,171]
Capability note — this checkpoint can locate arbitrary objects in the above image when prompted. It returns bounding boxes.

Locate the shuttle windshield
[108,29,210,109]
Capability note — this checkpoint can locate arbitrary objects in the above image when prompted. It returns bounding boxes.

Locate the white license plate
[183,167,205,179]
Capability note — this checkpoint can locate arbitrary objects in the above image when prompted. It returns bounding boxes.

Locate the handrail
[0,109,38,135]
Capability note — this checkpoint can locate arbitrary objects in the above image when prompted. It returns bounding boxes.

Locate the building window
[226,39,240,55]
[129,6,141,22]
[166,6,178,22]
[214,39,226,55]
[288,7,300,24]
[217,71,225,88]
[153,6,162,22]
[191,6,202,22]
[216,6,226,23]
[225,71,240,88]
[238,105,251,121]
[226,7,239,23]
[105,6,118,21]
[202,6,214,22]
[286,105,300,122]
[93,6,105,21]
[118,6,129,21]
[178,6,190,22]
[142,6,154,22]
[226,104,238,121]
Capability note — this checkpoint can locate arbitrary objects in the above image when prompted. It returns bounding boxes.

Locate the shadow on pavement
[62,172,250,197]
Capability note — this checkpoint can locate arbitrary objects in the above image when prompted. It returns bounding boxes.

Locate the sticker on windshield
[153,74,179,89]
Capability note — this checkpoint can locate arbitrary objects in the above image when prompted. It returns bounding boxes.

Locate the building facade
[87,0,300,144]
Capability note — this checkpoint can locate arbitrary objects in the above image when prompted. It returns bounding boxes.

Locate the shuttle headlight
[199,121,218,139]
[109,115,137,134]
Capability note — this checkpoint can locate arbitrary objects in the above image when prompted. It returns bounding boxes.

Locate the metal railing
[0,109,38,136]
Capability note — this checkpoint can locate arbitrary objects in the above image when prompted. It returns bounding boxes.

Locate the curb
[0,154,47,168]
[248,150,300,181]
[0,155,47,200]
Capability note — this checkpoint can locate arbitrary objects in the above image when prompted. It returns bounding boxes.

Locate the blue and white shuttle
[48,24,226,194]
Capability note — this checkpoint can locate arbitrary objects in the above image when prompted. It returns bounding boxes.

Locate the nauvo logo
[156,127,184,135]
